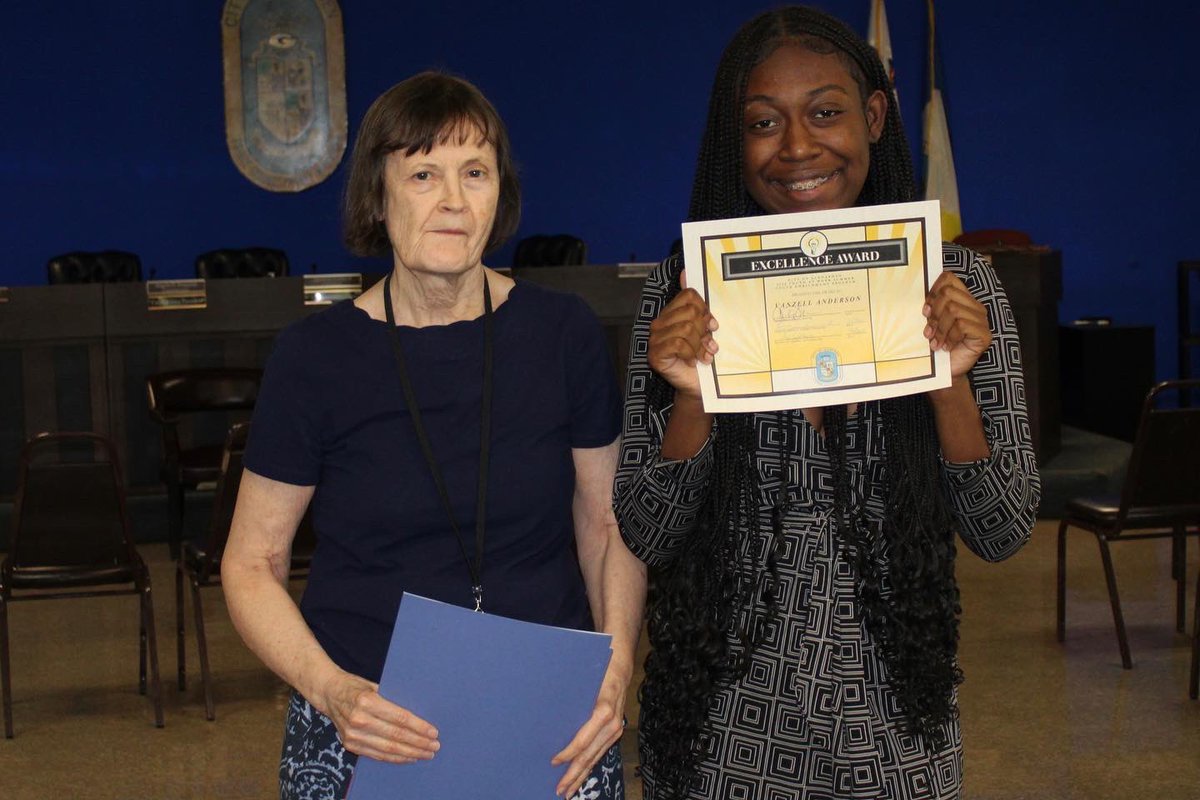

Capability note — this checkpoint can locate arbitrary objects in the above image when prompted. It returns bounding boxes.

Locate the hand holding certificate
[682,200,952,412]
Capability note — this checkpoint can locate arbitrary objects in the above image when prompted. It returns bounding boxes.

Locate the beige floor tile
[1,520,1196,798]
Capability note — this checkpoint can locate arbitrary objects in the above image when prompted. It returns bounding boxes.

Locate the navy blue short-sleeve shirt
[244,280,622,681]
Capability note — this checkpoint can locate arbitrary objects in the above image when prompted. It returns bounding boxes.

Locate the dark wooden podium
[1060,324,1155,442]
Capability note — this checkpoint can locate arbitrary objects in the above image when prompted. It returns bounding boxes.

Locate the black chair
[1057,379,1200,668]
[0,432,164,737]
[512,235,587,267]
[146,369,262,561]
[194,248,289,279]
[46,250,142,284]
[177,422,314,720]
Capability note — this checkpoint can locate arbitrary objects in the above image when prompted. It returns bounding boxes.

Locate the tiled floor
[1,519,1197,799]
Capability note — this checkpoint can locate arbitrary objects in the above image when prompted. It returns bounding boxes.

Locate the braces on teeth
[786,175,831,191]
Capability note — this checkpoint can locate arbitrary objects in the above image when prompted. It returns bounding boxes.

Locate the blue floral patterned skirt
[279,690,624,799]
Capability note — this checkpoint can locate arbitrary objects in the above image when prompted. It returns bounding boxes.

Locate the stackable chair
[0,432,164,737]
[194,247,289,279]
[512,234,587,267]
[146,369,262,561]
[176,422,315,720]
[46,250,142,284]
[1056,379,1200,669]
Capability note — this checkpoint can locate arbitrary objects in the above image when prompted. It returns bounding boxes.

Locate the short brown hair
[342,71,521,258]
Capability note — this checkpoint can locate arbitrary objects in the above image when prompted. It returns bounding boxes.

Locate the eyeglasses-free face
[741,44,887,215]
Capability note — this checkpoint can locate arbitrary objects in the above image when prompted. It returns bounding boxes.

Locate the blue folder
[345,592,613,800]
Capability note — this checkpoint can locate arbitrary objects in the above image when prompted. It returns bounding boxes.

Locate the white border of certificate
[683,200,951,413]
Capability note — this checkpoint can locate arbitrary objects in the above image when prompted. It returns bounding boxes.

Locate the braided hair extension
[637,263,764,798]
[639,7,962,796]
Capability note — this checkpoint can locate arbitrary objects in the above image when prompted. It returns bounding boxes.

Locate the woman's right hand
[647,276,718,399]
[320,672,440,763]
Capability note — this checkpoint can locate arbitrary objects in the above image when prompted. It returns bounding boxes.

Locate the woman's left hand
[551,660,629,798]
[924,271,991,377]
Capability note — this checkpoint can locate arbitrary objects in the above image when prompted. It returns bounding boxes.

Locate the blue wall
[2,1,1197,380]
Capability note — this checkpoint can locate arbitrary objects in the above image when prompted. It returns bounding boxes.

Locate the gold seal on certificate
[682,200,952,412]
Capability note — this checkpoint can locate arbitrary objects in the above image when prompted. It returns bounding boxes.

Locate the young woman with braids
[613,6,1039,799]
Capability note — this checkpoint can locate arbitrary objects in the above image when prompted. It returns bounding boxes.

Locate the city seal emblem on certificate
[681,200,952,413]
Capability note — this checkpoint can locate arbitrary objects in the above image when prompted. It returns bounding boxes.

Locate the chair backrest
[8,432,136,570]
[201,421,316,571]
[195,248,289,279]
[1120,380,1200,515]
[46,251,142,284]
[512,235,587,267]
[146,368,262,422]
[146,369,262,465]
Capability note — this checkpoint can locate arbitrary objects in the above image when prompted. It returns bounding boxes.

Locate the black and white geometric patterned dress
[614,244,1040,800]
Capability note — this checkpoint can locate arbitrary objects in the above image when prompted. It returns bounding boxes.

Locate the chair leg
[1190,564,1199,700]
[139,592,147,695]
[166,480,184,562]
[176,563,187,691]
[1056,520,1069,642]
[140,579,164,728]
[1097,536,1133,669]
[1,593,13,738]
[1175,528,1187,633]
[1170,527,1181,581]
[190,579,215,721]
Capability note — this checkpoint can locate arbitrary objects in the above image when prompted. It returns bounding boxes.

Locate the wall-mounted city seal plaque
[222,0,347,192]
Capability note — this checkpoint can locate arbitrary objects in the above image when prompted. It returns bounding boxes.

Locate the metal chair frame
[176,422,313,720]
[0,432,164,738]
[1056,380,1200,671]
[146,368,262,561]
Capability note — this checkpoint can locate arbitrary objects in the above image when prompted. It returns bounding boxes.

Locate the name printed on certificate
[682,200,952,413]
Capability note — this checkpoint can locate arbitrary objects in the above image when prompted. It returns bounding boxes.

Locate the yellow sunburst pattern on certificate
[704,235,771,379]
[866,222,930,367]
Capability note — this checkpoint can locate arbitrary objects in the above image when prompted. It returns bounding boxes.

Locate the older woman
[223,71,645,800]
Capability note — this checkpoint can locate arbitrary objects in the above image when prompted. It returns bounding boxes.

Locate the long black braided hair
[638,7,963,797]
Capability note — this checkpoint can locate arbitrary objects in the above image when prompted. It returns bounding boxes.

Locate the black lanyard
[382,272,493,613]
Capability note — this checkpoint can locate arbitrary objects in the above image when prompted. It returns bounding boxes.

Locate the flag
[867,0,899,111]
[922,0,962,241]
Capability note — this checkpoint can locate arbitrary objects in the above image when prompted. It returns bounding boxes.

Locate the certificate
[346,593,612,800]
[683,200,951,412]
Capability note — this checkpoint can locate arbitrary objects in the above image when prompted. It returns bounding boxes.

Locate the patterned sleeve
[613,256,716,568]
[939,244,1041,562]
